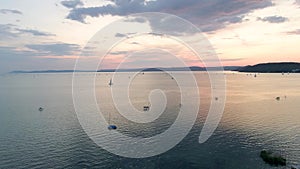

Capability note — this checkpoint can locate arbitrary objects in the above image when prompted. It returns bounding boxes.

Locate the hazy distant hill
[237,62,300,73]
[97,66,240,72]
[10,67,208,73]
[9,66,243,73]
[10,70,88,73]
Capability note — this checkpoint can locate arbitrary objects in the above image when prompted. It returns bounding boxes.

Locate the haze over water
[0,72,299,168]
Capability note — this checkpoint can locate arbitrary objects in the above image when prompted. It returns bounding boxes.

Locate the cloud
[25,43,81,56]
[65,0,273,32]
[215,16,244,24]
[0,24,18,39]
[0,45,80,73]
[35,55,79,59]
[115,33,127,37]
[204,58,244,62]
[0,41,82,73]
[0,46,38,63]
[16,28,55,36]
[1,43,81,59]
[109,50,128,55]
[61,0,83,9]
[287,29,300,35]
[0,9,22,15]
[145,15,200,35]
[257,15,289,23]
[124,17,147,23]
[115,32,136,37]
[0,24,55,40]
[0,46,23,57]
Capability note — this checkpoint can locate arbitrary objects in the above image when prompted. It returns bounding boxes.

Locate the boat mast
[108,78,112,124]
[108,111,111,124]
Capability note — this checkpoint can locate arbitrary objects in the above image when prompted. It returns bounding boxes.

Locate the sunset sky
[1,0,300,73]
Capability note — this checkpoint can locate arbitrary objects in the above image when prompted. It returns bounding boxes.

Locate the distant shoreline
[236,62,300,73]
[9,66,239,73]
[9,62,300,74]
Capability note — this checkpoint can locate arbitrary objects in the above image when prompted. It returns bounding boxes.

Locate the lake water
[0,72,299,168]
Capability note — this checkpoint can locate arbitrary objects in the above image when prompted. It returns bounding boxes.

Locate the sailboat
[107,111,117,130]
[107,78,117,130]
[109,78,113,86]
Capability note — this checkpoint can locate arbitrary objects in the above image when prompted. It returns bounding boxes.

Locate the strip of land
[10,62,300,73]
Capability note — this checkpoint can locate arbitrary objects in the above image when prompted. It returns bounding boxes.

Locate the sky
[0,0,300,73]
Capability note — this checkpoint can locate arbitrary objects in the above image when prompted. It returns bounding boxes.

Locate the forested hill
[236,62,300,73]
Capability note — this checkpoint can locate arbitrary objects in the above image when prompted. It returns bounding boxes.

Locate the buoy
[108,125,117,130]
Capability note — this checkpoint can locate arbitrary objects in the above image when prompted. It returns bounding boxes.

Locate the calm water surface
[0,72,299,168]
